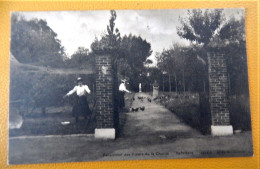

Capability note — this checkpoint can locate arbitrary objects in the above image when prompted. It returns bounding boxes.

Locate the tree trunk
[163,76,165,92]
[168,74,171,92]
[182,69,186,92]
[228,72,231,95]
[174,72,177,92]
[203,80,206,93]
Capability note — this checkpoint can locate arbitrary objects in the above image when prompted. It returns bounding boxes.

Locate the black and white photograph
[8,8,253,164]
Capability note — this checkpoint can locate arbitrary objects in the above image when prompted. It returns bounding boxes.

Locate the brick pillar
[208,50,233,136]
[94,55,115,139]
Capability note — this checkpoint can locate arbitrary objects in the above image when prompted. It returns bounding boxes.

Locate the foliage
[229,95,251,130]
[177,9,225,47]
[175,9,248,96]
[65,47,95,70]
[156,49,175,92]
[220,17,248,95]
[117,34,152,91]
[118,34,152,89]
[30,73,94,108]
[11,13,66,67]
[219,17,245,44]
[91,10,153,92]
[10,61,95,113]
[10,14,97,115]
[156,43,208,93]
[9,65,33,108]
[176,9,225,71]
[120,34,152,70]
[91,10,121,56]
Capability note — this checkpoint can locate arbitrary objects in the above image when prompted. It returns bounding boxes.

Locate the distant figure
[119,79,131,108]
[64,77,91,122]
[139,83,142,92]
[153,80,159,99]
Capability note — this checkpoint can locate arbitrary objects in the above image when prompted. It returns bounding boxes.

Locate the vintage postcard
[8,8,253,164]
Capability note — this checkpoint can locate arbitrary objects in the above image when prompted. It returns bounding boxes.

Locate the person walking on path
[63,77,91,122]
[119,79,131,108]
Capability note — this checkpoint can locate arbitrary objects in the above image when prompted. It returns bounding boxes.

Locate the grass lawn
[9,93,135,137]
[9,106,96,137]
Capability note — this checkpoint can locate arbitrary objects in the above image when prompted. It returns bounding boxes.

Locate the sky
[17,8,244,64]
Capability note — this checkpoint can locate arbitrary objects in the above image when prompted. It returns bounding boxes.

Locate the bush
[10,66,95,116]
[229,95,251,131]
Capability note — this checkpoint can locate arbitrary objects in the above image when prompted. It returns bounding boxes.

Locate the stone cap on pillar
[207,37,228,50]
[207,38,228,57]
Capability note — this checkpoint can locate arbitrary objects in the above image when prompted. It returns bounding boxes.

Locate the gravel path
[123,92,201,138]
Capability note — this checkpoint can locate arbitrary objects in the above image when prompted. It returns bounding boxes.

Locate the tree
[177,9,225,94]
[156,43,209,93]
[11,13,66,67]
[156,49,175,92]
[65,47,95,70]
[177,9,248,96]
[120,34,152,71]
[177,9,224,47]
[91,10,121,58]
[182,45,208,92]
[177,9,225,65]
[119,34,153,91]
[91,10,153,92]
[219,16,248,95]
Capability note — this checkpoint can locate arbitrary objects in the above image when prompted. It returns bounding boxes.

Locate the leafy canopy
[11,13,66,67]
[91,10,121,56]
[177,9,225,47]
[65,47,95,70]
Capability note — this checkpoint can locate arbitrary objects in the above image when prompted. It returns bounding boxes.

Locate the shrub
[10,66,95,115]
[229,95,251,131]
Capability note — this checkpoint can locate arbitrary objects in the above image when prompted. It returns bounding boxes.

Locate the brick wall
[95,55,114,128]
[208,51,230,126]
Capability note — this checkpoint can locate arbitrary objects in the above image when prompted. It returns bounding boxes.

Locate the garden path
[123,92,201,138]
